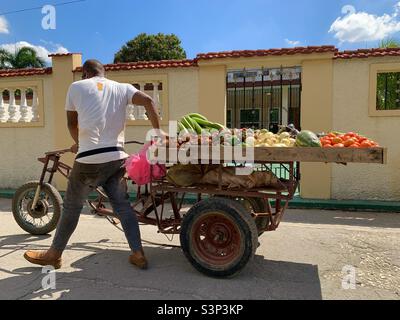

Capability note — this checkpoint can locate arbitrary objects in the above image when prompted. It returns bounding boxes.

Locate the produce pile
[319,132,380,148]
[172,113,380,149]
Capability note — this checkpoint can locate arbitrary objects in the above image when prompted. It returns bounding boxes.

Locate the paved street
[0,198,399,300]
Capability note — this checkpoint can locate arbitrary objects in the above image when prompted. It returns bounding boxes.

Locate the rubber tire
[180,197,258,278]
[12,181,62,235]
[216,196,269,237]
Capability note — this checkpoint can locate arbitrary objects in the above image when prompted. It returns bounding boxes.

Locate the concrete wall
[332,57,400,200]
[0,76,55,188]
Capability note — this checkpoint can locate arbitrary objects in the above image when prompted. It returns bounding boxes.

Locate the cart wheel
[180,197,258,278]
[12,181,62,235]
[215,196,269,237]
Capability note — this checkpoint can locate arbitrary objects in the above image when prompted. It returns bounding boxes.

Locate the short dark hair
[82,59,105,77]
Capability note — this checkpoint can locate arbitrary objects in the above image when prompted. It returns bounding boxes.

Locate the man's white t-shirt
[65,76,138,164]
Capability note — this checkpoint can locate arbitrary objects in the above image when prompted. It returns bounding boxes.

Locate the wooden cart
[12,145,386,278]
[91,145,386,277]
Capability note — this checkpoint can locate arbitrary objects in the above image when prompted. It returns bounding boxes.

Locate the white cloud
[0,16,9,34]
[329,3,400,43]
[0,41,68,65]
[285,39,301,47]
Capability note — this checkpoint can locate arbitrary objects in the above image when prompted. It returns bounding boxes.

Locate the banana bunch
[178,114,226,135]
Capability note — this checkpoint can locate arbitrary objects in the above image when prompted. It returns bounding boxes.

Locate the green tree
[379,38,400,48]
[0,47,46,69]
[114,33,187,63]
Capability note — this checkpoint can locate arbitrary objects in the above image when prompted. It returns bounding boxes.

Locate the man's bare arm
[132,91,160,129]
[67,111,79,152]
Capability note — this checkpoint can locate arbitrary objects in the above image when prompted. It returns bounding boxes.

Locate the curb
[2,189,399,213]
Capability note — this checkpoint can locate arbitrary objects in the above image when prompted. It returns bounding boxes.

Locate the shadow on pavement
[0,236,322,300]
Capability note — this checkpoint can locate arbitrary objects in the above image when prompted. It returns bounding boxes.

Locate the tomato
[328,133,337,138]
[332,137,343,145]
[349,143,361,148]
[324,144,333,148]
[361,141,372,148]
[333,143,345,148]
[345,132,357,138]
[344,138,357,147]
[357,137,367,143]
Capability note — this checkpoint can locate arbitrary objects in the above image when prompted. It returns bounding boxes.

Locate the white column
[152,81,162,118]
[19,88,30,122]
[31,88,39,122]
[8,89,19,123]
[138,82,148,120]
[126,104,135,121]
[0,89,7,123]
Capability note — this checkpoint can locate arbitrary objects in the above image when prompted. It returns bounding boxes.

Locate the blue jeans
[51,159,142,252]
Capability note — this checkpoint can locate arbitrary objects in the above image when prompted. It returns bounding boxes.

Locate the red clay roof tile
[0,68,53,78]
[48,53,81,57]
[196,46,338,60]
[335,48,400,59]
[74,59,198,72]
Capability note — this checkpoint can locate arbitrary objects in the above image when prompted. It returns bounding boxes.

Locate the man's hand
[70,144,79,154]
[153,130,170,147]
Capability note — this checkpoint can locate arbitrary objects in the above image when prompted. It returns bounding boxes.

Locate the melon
[296,130,322,148]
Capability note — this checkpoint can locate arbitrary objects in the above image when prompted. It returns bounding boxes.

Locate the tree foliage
[379,38,400,48]
[0,47,46,69]
[114,33,187,63]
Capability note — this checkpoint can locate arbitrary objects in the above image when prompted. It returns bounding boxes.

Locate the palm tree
[379,38,400,48]
[0,47,46,69]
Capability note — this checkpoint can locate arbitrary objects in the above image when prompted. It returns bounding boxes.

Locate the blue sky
[1,0,400,65]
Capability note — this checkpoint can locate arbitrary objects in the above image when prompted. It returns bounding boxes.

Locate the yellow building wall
[51,54,82,190]
[0,75,55,188]
[198,64,226,125]
[2,52,397,201]
[332,57,400,200]
[300,59,334,199]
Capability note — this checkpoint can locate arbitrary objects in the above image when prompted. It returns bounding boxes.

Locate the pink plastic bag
[125,143,166,186]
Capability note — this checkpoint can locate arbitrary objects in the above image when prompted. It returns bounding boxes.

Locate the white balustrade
[126,81,164,122]
[138,82,148,120]
[126,104,135,121]
[8,89,19,123]
[0,89,7,123]
[0,87,40,124]
[31,88,39,122]
[19,88,30,123]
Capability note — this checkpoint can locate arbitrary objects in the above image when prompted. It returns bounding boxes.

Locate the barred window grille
[376,72,400,110]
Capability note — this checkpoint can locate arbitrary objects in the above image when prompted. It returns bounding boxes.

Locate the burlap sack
[166,164,204,187]
[201,167,280,190]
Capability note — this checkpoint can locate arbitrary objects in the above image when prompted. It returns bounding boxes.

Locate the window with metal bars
[376,72,400,110]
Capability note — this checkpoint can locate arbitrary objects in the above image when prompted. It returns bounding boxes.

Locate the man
[24,60,162,270]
